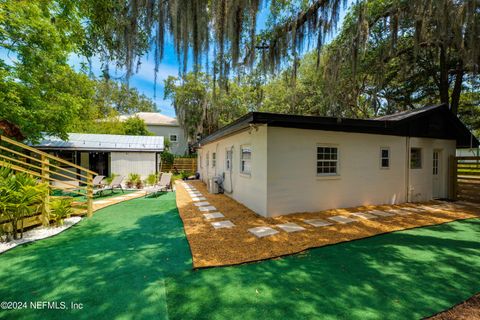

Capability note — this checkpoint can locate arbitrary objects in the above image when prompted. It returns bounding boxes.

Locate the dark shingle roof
[374,105,441,121]
[198,104,478,148]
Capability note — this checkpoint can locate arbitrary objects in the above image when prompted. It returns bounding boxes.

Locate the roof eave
[197,113,255,146]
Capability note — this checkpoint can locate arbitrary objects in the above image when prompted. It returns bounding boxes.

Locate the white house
[32,133,164,180]
[120,112,188,155]
[197,104,479,217]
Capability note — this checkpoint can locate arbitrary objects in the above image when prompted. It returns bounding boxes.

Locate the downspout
[215,143,219,177]
[223,145,234,194]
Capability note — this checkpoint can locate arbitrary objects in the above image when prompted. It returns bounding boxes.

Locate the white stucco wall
[197,125,268,216]
[266,128,409,216]
[408,138,456,202]
[110,152,157,180]
[198,126,456,217]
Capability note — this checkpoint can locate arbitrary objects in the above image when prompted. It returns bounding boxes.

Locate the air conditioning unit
[208,177,220,194]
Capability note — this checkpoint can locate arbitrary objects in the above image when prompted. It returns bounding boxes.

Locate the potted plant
[126,173,140,188]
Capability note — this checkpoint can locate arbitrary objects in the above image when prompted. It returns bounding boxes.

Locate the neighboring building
[32,133,164,180]
[197,104,479,217]
[120,112,188,155]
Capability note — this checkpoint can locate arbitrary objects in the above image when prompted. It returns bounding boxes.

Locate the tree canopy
[0,0,478,142]
[0,0,157,140]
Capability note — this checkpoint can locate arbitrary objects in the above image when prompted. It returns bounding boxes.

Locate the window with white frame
[240,145,252,175]
[206,151,209,167]
[380,147,390,169]
[410,148,422,169]
[433,151,439,175]
[169,134,178,142]
[212,152,216,167]
[317,146,338,175]
[226,149,232,171]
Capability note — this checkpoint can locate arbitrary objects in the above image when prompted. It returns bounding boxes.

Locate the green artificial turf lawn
[0,192,479,319]
[52,189,135,202]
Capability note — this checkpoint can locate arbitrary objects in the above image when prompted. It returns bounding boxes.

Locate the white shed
[197,104,479,217]
[33,133,164,180]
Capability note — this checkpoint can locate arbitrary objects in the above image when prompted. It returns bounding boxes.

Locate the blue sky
[1,2,350,118]
[71,2,350,118]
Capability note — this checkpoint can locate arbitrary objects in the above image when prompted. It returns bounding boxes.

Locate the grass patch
[52,189,136,202]
[0,193,479,319]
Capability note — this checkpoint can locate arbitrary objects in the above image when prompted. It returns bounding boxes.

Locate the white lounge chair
[92,175,105,188]
[93,175,124,196]
[145,173,172,198]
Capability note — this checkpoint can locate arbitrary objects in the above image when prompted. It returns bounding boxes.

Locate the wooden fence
[161,157,197,173]
[454,156,480,203]
[0,135,96,231]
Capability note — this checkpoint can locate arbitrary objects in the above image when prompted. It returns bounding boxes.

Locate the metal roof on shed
[32,133,164,152]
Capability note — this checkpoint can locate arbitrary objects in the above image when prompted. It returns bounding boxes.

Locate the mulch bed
[175,180,480,269]
[426,293,480,320]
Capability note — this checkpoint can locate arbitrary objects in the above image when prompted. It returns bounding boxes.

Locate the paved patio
[92,190,146,211]
[176,180,480,268]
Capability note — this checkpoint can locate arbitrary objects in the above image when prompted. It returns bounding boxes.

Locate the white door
[432,150,442,198]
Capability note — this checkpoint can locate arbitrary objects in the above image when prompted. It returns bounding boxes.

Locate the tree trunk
[438,45,450,106]
[450,61,464,115]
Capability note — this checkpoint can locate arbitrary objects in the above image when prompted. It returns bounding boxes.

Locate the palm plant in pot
[126,173,141,189]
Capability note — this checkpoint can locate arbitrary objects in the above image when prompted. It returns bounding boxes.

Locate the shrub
[161,151,174,166]
[50,197,73,226]
[146,173,158,186]
[0,167,48,241]
[180,170,193,180]
[104,173,117,185]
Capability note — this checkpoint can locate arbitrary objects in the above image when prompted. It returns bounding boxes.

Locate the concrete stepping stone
[304,219,333,227]
[203,212,225,220]
[418,205,444,212]
[277,223,306,233]
[248,226,279,238]
[189,193,203,197]
[350,212,377,220]
[211,220,235,229]
[191,197,207,201]
[328,215,357,224]
[429,205,448,210]
[456,201,478,208]
[368,210,395,217]
[194,201,210,206]
[199,206,217,212]
[403,207,426,213]
[385,209,411,215]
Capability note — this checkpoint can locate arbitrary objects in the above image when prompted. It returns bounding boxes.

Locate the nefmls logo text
[30,301,67,309]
